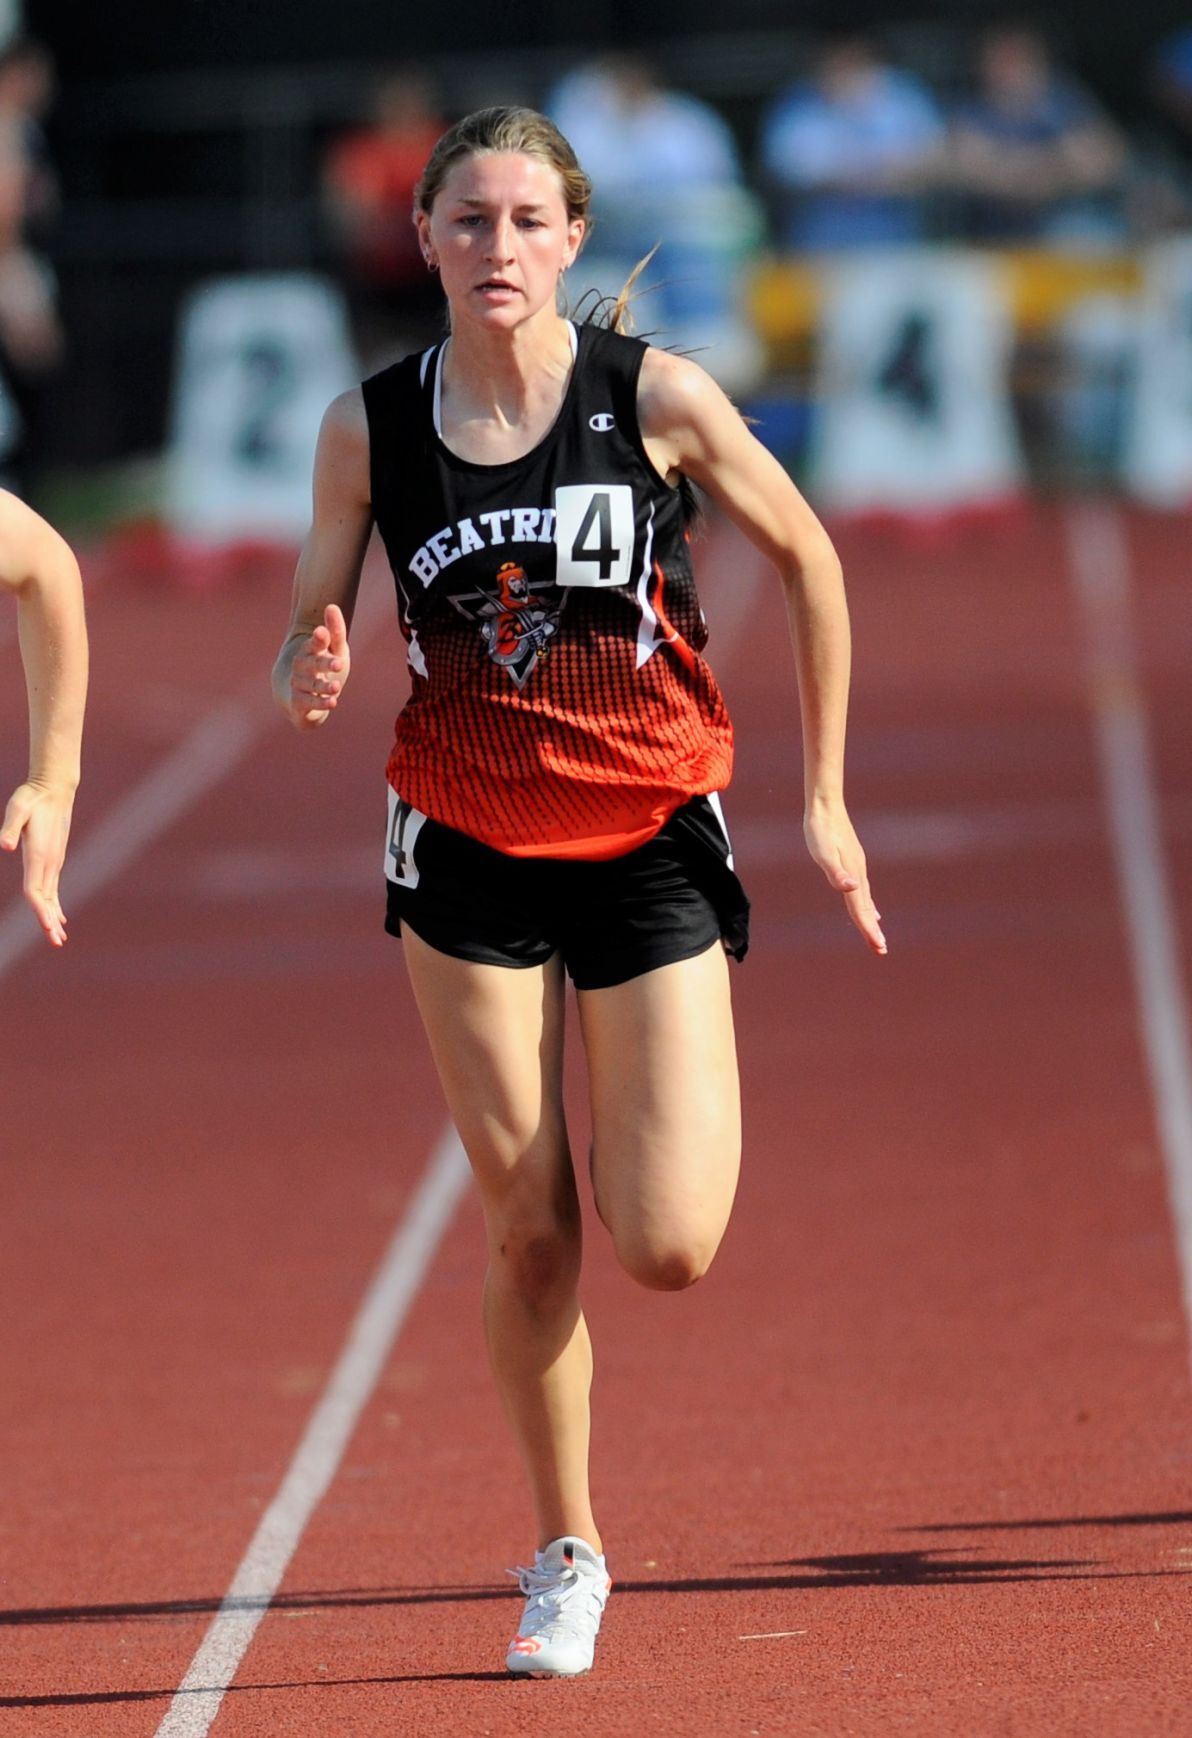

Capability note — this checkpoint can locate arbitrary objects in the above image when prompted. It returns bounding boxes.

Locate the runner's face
[421,151,585,330]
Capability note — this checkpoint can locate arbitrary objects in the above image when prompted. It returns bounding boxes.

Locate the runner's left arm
[637,347,885,957]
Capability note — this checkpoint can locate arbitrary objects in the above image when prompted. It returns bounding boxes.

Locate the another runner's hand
[804,799,887,957]
[1,778,75,946]
[288,604,350,728]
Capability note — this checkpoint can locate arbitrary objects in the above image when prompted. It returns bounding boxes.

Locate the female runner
[0,487,86,945]
[273,106,885,1679]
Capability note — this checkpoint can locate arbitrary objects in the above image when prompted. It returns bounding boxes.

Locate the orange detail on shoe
[511,1638,543,1655]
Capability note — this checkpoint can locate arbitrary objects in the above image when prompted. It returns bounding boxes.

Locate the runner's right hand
[286,604,351,729]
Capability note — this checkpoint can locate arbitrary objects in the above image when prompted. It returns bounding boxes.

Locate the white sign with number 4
[811,250,1024,516]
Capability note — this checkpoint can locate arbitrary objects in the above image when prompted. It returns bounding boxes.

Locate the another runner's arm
[272,387,373,730]
[637,347,886,957]
[0,490,87,946]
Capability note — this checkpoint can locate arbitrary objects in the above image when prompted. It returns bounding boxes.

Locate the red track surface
[2,503,1190,1735]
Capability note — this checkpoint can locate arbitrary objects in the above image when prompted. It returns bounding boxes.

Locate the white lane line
[738,1630,808,1641]
[0,697,260,978]
[0,576,392,981]
[153,1124,470,1737]
[1066,500,1192,1363]
[4,557,469,1730]
[142,531,752,1727]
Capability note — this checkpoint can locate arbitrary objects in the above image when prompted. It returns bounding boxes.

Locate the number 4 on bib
[554,484,635,587]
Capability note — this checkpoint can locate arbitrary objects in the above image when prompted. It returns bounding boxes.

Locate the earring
[425,255,439,274]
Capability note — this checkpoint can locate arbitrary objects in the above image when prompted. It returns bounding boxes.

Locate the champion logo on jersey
[588,412,616,432]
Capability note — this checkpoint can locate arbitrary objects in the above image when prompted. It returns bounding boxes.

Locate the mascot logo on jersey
[450,561,565,687]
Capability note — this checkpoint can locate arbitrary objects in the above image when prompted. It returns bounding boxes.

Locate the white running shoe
[505,1536,611,1677]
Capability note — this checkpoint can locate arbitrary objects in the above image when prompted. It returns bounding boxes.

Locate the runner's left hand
[1,778,76,946]
[804,800,886,956]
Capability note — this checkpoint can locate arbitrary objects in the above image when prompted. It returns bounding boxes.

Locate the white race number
[554,483,635,588]
[384,788,427,890]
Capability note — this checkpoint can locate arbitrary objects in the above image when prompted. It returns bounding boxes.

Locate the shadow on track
[5,1555,1191,1709]
[737,1549,1096,1583]
[899,1508,1192,1533]
[6,1548,1191,1640]
[0,1673,512,1709]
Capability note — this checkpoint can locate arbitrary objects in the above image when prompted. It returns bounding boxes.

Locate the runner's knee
[487,1201,582,1308]
[614,1228,719,1292]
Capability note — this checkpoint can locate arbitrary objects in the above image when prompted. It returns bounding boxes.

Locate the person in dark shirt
[951,23,1126,244]
[323,66,446,361]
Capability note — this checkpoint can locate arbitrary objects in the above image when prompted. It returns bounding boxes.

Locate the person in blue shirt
[546,55,763,385]
[760,33,945,251]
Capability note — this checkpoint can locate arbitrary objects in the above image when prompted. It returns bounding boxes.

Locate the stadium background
[4,3,1192,1734]
[20,0,1192,477]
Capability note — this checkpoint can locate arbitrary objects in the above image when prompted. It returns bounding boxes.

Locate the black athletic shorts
[383,790,750,992]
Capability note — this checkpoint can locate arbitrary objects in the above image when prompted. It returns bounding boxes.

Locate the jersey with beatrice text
[362,322,734,858]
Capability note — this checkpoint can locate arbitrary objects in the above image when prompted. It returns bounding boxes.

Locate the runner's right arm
[272,388,373,730]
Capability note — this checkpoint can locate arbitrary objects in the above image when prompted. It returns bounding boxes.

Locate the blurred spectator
[550,54,742,204]
[950,24,1127,246]
[0,34,62,496]
[759,34,945,250]
[547,55,764,389]
[323,66,445,363]
[0,35,57,236]
[1151,25,1192,156]
[1129,29,1192,236]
